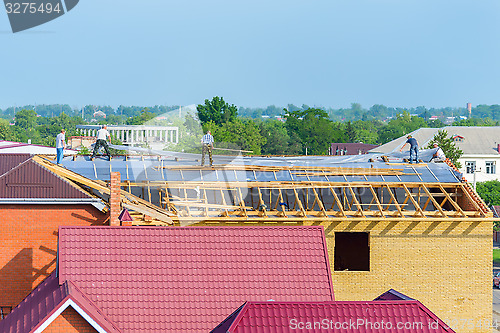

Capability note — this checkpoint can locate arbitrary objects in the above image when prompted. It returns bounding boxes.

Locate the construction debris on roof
[0,225,334,333]
[43,149,492,225]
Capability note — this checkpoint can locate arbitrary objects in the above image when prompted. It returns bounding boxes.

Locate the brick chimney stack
[110,172,121,226]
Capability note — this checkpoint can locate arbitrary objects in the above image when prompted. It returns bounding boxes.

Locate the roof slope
[0,272,120,333]
[0,154,90,199]
[212,301,455,333]
[58,226,334,332]
[371,126,500,155]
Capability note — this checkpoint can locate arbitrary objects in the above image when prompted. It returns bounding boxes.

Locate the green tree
[259,120,292,155]
[126,108,156,125]
[476,180,500,206]
[285,108,338,155]
[425,129,463,167]
[14,109,37,130]
[208,119,266,155]
[344,121,357,143]
[197,96,238,126]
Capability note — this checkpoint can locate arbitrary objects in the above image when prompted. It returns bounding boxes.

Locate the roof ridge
[31,157,93,199]
[66,280,122,333]
[415,300,455,332]
[0,154,32,179]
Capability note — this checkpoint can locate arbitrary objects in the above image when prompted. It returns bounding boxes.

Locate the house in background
[0,226,334,332]
[370,126,500,182]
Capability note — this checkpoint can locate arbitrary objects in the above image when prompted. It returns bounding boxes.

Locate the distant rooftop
[371,126,500,155]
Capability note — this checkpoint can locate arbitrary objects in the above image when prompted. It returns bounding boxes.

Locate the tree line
[0,97,498,156]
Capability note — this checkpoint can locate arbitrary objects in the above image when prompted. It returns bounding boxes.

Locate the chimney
[110,172,121,226]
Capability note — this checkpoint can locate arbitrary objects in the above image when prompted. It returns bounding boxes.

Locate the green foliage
[126,108,156,125]
[259,120,294,155]
[452,117,499,126]
[285,108,339,155]
[208,119,266,155]
[378,111,427,143]
[476,180,500,206]
[14,109,37,130]
[425,129,463,168]
[197,96,237,126]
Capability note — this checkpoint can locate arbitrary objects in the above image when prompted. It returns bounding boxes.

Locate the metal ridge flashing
[0,198,107,211]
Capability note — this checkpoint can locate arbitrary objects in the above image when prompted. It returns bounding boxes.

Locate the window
[334,232,369,271]
[465,161,476,174]
[486,161,496,174]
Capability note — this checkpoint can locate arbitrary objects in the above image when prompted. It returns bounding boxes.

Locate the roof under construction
[40,148,493,226]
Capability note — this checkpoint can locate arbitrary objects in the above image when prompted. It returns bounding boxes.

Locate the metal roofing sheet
[0,272,120,333]
[0,155,90,199]
[58,226,334,333]
[60,153,461,184]
[212,301,455,333]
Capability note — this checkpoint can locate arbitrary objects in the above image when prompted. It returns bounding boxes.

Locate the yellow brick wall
[192,219,492,333]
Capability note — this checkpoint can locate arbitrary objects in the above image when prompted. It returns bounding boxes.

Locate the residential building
[0,225,334,332]
[212,299,455,333]
[370,126,500,182]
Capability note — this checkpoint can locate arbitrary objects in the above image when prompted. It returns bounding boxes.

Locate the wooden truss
[153,180,491,224]
[35,158,492,225]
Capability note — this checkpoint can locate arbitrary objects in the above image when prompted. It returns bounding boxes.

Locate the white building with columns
[76,125,179,150]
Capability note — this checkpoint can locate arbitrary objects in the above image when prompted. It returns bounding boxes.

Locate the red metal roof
[0,154,90,199]
[0,153,31,176]
[212,301,455,333]
[58,226,334,332]
[0,272,120,333]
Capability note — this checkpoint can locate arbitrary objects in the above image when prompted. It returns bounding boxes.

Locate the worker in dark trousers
[201,131,214,166]
[91,125,111,161]
[399,135,419,164]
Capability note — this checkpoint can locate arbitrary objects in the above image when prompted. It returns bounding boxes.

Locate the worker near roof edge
[201,130,214,167]
[431,143,446,162]
[399,135,419,164]
[91,125,111,161]
[55,129,66,165]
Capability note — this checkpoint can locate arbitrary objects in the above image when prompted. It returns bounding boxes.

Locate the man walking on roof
[201,131,214,167]
[91,125,111,161]
[55,129,66,165]
[400,135,419,164]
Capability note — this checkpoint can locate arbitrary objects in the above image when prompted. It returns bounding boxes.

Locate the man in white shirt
[55,129,66,164]
[431,143,446,162]
[91,125,111,161]
[200,131,214,166]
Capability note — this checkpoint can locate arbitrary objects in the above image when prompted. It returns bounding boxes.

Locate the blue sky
[1,0,500,110]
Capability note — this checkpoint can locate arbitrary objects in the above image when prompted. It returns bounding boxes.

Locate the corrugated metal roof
[212,301,455,333]
[0,154,90,199]
[0,272,120,333]
[58,226,334,332]
[0,153,31,176]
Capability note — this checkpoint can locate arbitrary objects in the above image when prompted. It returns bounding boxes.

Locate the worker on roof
[399,135,419,164]
[201,130,214,167]
[431,143,446,162]
[91,125,111,161]
[55,129,66,165]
